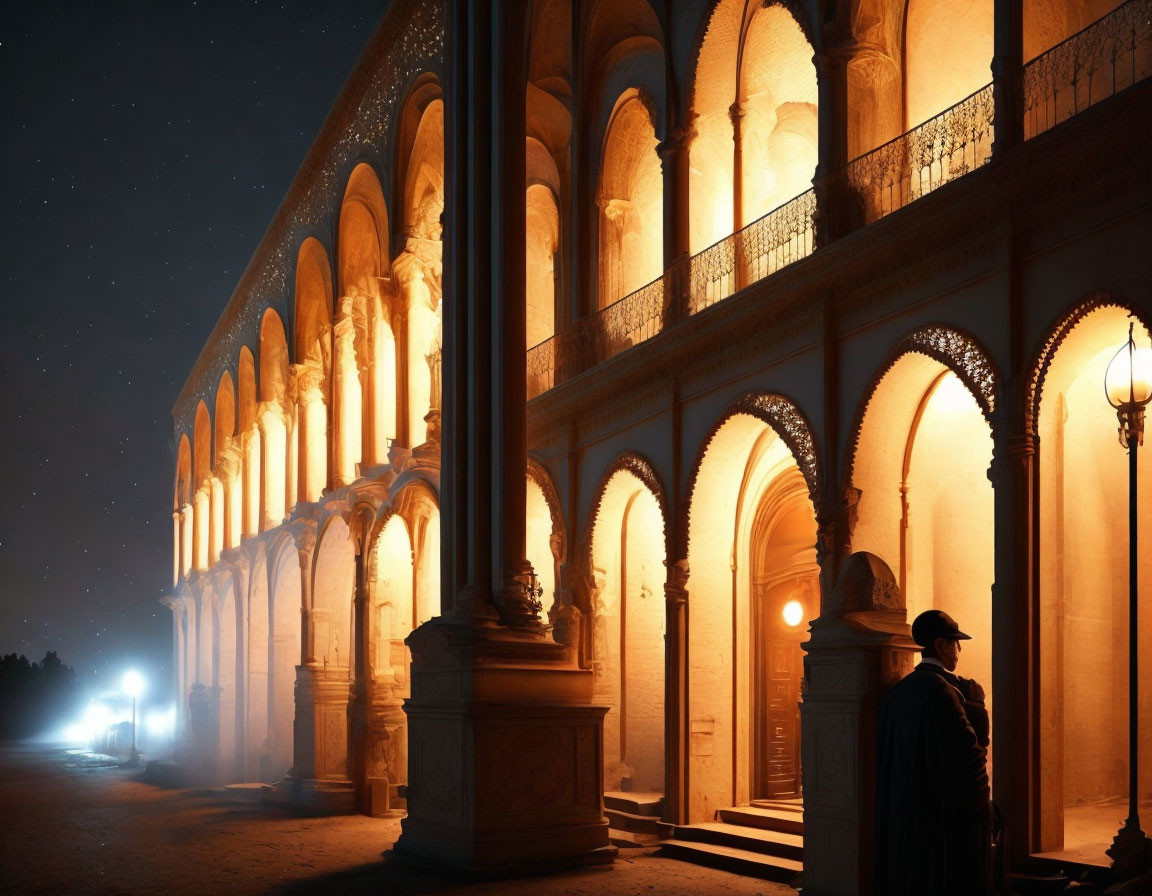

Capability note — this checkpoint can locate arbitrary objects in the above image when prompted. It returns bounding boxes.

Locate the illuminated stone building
[166,0,1152,891]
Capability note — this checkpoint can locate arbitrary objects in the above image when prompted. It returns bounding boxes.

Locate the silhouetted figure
[875,609,991,896]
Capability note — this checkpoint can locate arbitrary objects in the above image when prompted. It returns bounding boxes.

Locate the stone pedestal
[800,552,917,896]
[393,618,614,874]
[293,665,355,812]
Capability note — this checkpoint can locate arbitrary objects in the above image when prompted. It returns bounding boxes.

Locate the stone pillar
[333,311,361,486]
[172,512,181,588]
[393,251,438,449]
[394,0,612,874]
[800,551,917,896]
[989,425,1039,865]
[663,559,690,825]
[813,45,854,247]
[730,101,749,293]
[992,0,1024,157]
[657,116,696,327]
[162,595,185,743]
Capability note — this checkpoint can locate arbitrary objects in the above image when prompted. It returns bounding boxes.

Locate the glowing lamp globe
[122,670,145,698]
[782,600,804,628]
[1105,326,1152,411]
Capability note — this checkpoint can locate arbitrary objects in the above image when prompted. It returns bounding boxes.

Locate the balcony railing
[1024,0,1152,139]
[846,83,995,224]
[527,0,1150,401]
[689,189,816,315]
[526,189,816,399]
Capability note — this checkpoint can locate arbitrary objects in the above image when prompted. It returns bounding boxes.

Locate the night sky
[1,1,386,698]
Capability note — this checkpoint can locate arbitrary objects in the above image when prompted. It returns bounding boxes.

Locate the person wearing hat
[874,609,992,896]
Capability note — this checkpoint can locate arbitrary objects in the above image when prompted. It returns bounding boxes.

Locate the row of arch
[173,291,1151,851]
[173,87,446,582]
[522,296,1150,845]
[521,0,1122,350]
[174,0,1125,581]
[171,474,441,795]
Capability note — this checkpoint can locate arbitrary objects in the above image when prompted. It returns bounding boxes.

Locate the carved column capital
[664,558,690,607]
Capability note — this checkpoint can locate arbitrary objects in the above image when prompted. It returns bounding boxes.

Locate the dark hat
[910,609,972,648]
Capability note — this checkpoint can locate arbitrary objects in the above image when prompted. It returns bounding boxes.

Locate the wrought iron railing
[527,4,1149,398]
[846,84,995,224]
[1024,0,1152,139]
[526,274,666,400]
[526,190,817,397]
[689,189,816,315]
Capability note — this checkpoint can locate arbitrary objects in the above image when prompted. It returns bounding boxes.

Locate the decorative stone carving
[838,550,902,611]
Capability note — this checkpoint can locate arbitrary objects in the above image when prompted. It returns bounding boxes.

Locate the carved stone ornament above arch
[528,455,567,562]
[1025,291,1152,434]
[579,451,670,596]
[678,390,820,560]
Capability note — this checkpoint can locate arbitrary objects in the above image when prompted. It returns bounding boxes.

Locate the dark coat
[874,662,991,896]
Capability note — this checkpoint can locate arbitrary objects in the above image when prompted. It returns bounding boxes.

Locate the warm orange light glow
[905,0,993,127]
[782,599,804,627]
[598,91,662,307]
[1104,327,1152,410]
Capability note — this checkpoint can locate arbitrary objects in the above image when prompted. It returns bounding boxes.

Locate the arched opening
[215,373,241,551]
[690,1,817,253]
[246,548,270,780]
[526,181,559,349]
[339,164,394,472]
[1035,306,1152,858]
[590,465,666,795]
[259,310,290,528]
[851,351,994,760]
[412,500,441,628]
[366,513,415,815]
[176,435,192,580]
[310,517,356,782]
[397,91,444,449]
[597,91,663,309]
[238,347,260,538]
[294,238,332,501]
[193,402,212,569]
[687,409,817,819]
[526,475,559,614]
[268,541,302,779]
[904,0,994,128]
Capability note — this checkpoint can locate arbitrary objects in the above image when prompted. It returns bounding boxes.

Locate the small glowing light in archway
[782,600,804,627]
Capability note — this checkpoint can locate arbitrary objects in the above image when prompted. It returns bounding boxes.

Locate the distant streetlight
[121,670,145,766]
[1103,321,1152,879]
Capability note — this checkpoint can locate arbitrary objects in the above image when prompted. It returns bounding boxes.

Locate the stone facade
[166,0,1152,890]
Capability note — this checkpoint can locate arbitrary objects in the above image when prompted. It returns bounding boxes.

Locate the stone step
[673,822,803,862]
[658,838,803,883]
[603,790,663,817]
[750,798,803,814]
[718,804,804,835]
[604,806,666,837]
[608,828,658,849]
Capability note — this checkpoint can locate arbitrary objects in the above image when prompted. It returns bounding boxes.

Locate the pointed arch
[214,373,236,468]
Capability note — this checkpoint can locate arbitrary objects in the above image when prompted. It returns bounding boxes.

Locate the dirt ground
[0,742,796,895]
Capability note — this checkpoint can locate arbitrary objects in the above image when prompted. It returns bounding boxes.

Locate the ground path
[0,742,795,895]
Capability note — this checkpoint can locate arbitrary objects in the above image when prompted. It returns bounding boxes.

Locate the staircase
[604,791,668,847]
[658,799,804,883]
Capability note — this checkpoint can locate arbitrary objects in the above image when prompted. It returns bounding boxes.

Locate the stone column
[333,311,361,486]
[813,46,854,247]
[989,424,1039,865]
[172,512,181,588]
[663,559,690,825]
[992,0,1024,156]
[800,551,918,896]
[393,251,438,449]
[394,0,612,874]
[162,596,186,743]
[657,116,696,327]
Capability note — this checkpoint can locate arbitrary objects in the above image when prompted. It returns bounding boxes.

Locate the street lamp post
[1104,321,1152,879]
[122,670,145,767]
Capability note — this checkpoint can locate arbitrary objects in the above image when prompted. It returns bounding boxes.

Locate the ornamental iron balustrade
[845,84,995,225]
[526,190,816,398]
[689,189,816,315]
[1024,0,1152,139]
